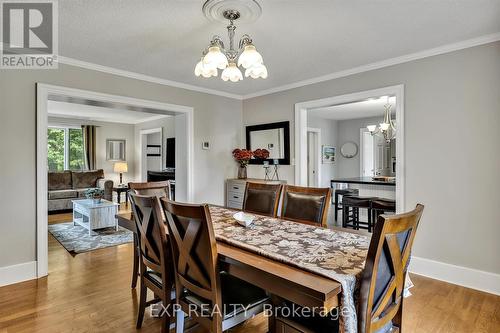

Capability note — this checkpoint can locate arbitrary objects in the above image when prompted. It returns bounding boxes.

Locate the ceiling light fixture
[195,5,267,82]
[367,96,396,142]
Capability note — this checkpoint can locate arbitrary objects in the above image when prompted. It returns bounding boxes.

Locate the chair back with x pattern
[129,193,171,276]
[358,204,424,333]
[161,198,222,326]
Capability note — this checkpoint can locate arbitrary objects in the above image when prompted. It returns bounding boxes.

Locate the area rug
[48,222,133,254]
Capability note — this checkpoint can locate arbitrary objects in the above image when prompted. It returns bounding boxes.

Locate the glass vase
[237,165,247,179]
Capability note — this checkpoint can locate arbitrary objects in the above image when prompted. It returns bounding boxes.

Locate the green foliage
[47,127,84,172]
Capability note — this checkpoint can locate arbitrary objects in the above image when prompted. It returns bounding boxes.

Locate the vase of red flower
[232,148,253,179]
[253,148,270,160]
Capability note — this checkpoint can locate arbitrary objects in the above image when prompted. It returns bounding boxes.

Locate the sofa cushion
[76,189,88,198]
[72,169,104,189]
[48,171,72,190]
[48,189,78,200]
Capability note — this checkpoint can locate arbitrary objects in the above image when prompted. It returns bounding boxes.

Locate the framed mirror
[106,139,126,161]
[340,141,358,158]
[246,121,290,165]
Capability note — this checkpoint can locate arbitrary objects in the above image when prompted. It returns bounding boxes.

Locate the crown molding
[57,32,500,101]
[242,32,500,99]
[57,56,244,100]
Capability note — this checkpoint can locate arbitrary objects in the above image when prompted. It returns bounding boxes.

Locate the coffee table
[72,199,119,236]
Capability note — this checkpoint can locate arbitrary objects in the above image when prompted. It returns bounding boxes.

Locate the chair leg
[175,308,185,333]
[342,205,347,228]
[131,234,139,289]
[334,192,339,221]
[136,280,147,329]
[368,208,372,233]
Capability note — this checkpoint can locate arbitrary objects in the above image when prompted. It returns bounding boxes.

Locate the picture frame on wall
[322,145,336,164]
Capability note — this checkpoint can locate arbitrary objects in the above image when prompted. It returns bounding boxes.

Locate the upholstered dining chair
[129,193,175,333]
[280,185,331,227]
[161,198,270,333]
[242,182,283,217]
[127,181,171,288]
[273,204,425,333]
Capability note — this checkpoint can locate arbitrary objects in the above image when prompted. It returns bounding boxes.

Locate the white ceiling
[58,1,500,96]
[309,96,396,120]
[48,100,169,124]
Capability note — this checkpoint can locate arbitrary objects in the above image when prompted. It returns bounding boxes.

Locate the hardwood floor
[1,211,498,332]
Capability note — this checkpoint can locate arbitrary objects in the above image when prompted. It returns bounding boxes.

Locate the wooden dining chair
[280,185,332,227]
[129,180,171,199]
[129,193,175,333]
[161,198,269,333]
[358,204,424,333]
[242,182,283,217]
[272,204,424,333]
[127,181,171,289]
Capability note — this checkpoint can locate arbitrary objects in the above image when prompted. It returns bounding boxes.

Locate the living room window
[47,127,84,171]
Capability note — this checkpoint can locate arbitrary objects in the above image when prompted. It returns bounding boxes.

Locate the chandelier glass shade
[195,10,267,82]
[367,97,396,142]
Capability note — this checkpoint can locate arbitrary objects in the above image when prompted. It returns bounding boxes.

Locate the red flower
[253,148,270,159]
[232,149,253,166]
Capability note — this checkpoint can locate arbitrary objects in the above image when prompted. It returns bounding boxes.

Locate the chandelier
[367,96,396,142]
[194,9,267,82]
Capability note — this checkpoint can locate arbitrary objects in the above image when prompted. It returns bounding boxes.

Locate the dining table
[116,205,371,333]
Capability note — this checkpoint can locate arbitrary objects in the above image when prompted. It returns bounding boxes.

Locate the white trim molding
[36,83,195,279]
[410,256,500,296]
[0,261,37,287]
[295,85,405,212]
[243,32,500,99]
[57,56,243,100]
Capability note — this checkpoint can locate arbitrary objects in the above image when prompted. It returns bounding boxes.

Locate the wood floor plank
[0,211,498,332]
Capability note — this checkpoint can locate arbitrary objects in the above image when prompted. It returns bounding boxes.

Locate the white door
[361,131,375,177]
[307,131,318,187]
[374,135,391,176]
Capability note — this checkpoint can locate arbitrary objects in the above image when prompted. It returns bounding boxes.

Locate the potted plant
[85,187,105,204]
[232,148,253,179]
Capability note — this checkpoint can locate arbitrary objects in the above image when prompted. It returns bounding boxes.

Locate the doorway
[307,128,320,187]
[294,85,405,213]
[36,83,194,278]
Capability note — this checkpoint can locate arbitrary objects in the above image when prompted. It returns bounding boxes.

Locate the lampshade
[245,63,268,79]
[380,123,390,131]
[203,46,228,70]
[367,125,377,132]
[221,63,243,82]
[237,44,263,69]
[114,162,128,173]
[194,59,218,78]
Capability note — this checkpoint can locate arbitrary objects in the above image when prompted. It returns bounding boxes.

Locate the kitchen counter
[331,177,396,186]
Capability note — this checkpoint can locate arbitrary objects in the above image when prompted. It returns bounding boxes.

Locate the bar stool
[342,195,376,232]
[334,188,359,221]
[371,198,396,223]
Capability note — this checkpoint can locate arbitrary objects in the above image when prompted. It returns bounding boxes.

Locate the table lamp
[113,162,128,186]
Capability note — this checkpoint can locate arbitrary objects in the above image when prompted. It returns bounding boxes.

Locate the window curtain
[82,125,96,170]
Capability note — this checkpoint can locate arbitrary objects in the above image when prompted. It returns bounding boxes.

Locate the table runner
[209,206,370,333]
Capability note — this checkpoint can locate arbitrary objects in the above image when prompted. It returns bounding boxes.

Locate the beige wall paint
[0,63,242,268]
[243,42,500,275]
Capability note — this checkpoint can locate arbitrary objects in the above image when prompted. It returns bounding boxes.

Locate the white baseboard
[409,256,500,295]
[0,261,37,287]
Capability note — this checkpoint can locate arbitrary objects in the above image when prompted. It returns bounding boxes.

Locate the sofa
[48,169,113,212]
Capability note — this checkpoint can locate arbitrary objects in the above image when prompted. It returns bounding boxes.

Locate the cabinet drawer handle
[233,186,239,189]
[233,196,239,199]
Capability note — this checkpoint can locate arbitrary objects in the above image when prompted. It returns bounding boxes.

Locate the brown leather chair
[127,181,171,288]
[129,193,175,333]
[242,182,283,217]
[273,204,424,333]
[161,199,269,333]
[280,185,331,227]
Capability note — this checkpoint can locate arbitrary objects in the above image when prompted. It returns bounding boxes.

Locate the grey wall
[243,42,500,275]
[306,115,338,187]
[0,63,242,268]
[335,116,382,178]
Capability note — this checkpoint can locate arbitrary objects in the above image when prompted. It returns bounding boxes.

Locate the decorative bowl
[232,212,255,227]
